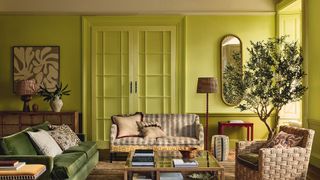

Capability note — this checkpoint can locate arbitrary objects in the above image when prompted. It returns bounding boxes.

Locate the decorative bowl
[179,148,198,159]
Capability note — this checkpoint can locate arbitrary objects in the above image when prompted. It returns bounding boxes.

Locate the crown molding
[0,11,276,16]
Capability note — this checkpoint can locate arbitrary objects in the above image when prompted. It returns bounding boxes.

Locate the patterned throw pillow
[27,130,62,157]
[48,124,80,150]
[111,112,143,138]
[263,131,303,148]
[137,121,162,129]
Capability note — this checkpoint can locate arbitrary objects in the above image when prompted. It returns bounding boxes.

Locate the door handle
[130,81,132,94]
[135,81,137,93]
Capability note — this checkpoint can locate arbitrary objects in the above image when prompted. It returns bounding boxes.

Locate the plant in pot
[38,82,71,112]
[223,36,307,140]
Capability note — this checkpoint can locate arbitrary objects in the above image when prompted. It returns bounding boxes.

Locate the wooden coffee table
[124,150,224,180]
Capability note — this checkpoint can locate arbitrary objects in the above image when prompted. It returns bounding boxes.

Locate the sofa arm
[236,141,266,155]
[195,122,204,146]
[259,147,310,179]
[110,124,118,144]
[0,155,54,171]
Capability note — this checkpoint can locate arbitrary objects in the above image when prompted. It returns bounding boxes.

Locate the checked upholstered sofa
[110,114,204,161]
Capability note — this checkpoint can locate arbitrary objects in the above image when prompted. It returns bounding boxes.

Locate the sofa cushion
[143,114,198,137]
[112,112,143,138]
[64,141,97,159]
[142,127,166,139]
[27,129,62,157]
[137,121,162,129]
[49,124,81,149]
[113,137,156,146]
[237,153,259,170]
[156,136,200,146]
[53,152,87,179]
[262,131,303,148]
[0,128,37,155]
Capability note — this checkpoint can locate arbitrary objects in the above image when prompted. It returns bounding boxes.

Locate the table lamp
[15,79,36,112]
[197,77,218,150]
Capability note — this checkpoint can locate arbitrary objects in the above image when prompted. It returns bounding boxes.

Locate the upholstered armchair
[236,126,315,180]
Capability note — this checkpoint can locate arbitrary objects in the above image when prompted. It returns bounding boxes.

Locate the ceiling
[0,0,275,15]
[279,0,301,12]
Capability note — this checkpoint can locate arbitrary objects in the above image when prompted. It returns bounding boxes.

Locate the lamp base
[21,95,32,112]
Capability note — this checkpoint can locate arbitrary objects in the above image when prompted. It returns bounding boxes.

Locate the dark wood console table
[0,111,79,137]
[218,122,254,141]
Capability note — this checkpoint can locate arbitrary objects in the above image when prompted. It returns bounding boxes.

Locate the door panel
[135,30,175,114]
[92,29,131,144]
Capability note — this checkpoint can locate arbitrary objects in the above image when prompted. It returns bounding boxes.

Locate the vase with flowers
[38,82,71,112]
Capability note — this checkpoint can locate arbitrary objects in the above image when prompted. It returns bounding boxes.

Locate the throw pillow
[137,121,162,129]
[263,131,303,148]
[27,130,62,157]
[48,124,80,150]
[142,127,166,139]
[112,112,143,138]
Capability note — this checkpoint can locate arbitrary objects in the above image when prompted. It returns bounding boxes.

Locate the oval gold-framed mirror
[220,34,243,106]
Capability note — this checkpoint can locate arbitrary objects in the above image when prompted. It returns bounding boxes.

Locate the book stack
[228,120,244,123]
[132,150,154,167]
[172,159,198,168]
[0,161,26,170]
[160,172,183,180]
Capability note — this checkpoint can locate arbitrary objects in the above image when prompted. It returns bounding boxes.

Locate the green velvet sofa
[0,122,99,180]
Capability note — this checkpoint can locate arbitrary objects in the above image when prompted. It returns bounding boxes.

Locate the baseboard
[308,119,320,168]
[310,152,320,169]
[96,140,109,149]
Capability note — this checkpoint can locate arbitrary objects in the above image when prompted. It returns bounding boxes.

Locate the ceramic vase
[50,96,63,112]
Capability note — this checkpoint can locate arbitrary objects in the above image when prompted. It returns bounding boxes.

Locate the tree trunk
[264,111,280,140]
[263,120,274,140]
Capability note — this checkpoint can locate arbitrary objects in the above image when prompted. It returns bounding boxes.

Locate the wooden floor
[87,150,320,180]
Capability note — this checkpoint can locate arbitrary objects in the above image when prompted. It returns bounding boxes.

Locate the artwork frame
[12,46,60,92]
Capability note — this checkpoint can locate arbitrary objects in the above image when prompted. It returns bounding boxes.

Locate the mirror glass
[221,35,243,106]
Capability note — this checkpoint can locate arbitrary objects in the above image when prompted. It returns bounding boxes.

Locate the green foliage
[37,82,71,102]
[224,36,307,139]
[223,51,244,105]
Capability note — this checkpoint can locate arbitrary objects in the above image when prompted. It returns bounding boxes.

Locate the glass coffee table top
[126,150,222,169]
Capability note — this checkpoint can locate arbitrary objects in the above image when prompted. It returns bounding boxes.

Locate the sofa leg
[110,152,113,163]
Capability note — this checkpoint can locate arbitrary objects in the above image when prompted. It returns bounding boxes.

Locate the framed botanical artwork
[12,46,60,92]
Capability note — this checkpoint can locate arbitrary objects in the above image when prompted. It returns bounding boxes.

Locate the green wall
[185,15,276,147]
[0,15,275,148]
[185,15,275,113]
[307,0,320,168]
[0,16,81,112]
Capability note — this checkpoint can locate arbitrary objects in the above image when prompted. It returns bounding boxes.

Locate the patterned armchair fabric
[235,126,315,180]
[110,114,204,152]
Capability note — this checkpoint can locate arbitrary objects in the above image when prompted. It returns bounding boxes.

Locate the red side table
[218,122,254,141]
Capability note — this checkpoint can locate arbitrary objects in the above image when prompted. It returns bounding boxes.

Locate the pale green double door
[91,26,176,147]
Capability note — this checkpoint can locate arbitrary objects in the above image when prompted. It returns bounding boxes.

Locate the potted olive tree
[38,82,71,112]
[223,36,307,139]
